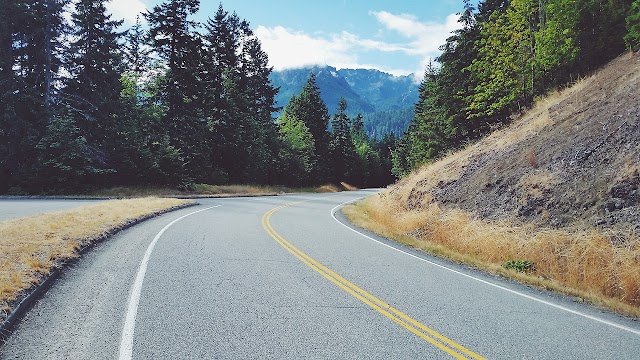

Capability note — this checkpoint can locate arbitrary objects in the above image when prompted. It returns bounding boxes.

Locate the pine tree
[435,0,482,141]
[64,0,126,185]
[285,73,332,183]
[34,109,102,193]
[277,111,316,186]
[201,5,280,184]
[202,6,249,183]
[123,16,151,74]
[0,0,18,192]
[145,0,211,184]
[239,35,280,183]
[118,64,186,187]
[626,0,640,51]
[10,0,69,192]
[330,98,358,183]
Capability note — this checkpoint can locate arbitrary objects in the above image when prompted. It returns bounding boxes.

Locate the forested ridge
[393,0,640,177]
[0,0,394,194]
[270,66,418,139]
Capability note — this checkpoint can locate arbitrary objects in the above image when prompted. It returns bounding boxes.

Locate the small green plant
[502,260,535,273]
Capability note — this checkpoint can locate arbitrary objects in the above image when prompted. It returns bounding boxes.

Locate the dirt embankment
[399,53,640,235]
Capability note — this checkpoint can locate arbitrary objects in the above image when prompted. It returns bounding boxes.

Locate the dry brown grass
[189,184,280,196]
[343,54,640,317]
[0,198,192,319]
[88,183,358,198]
[89,184,282,198]
[345,195,640,317]
[314,182,359,193]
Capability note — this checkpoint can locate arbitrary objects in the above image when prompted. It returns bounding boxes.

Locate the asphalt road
[0,199,101,221]
[1,191,639,359]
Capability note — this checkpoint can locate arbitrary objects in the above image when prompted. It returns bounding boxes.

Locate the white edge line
[330,197,640,336]
[118,205,223,360]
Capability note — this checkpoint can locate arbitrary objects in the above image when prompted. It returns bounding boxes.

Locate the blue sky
[106,0,467,76]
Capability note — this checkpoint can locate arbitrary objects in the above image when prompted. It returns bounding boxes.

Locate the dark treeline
[393,0,640,177]
[0,0,394,194]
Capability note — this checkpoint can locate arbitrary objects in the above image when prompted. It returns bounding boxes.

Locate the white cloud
[255,26,355,70]
[372,11,461,73]
[255,26,415,75]
[106,0,147,25]
[255,11,461,76]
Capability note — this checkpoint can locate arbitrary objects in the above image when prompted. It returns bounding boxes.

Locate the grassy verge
[81,183,358,198]
[0,198,193,321]
[344,196,640,317]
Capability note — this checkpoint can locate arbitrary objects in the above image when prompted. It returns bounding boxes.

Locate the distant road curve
[1,190,639,359]
[0,199,101,221]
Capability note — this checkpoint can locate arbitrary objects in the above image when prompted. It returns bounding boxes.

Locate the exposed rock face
[393,54,640,235]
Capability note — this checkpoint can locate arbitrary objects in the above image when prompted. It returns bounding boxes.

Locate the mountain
[269,66,419,137]
[336,68,419,111]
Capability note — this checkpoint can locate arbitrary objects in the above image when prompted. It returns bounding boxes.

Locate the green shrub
[502,260,535,273]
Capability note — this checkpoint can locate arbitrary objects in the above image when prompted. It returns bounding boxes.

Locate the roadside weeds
[344,196,640,318]
[13,183,361,199]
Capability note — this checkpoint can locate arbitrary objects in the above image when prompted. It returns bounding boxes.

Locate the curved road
[0,199,101,221]
[1,191,639,359]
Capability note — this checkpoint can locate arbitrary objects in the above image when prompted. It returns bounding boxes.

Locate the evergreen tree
[64,0,125,185]
[575,0,632,73]
[0,0,18,192]
[119,70,187,186]
[33,110,102,193]
[238,35,280,183]
[285,73,332,183]
[437,0,481,141]
[330,98,358,183]
[467,0,537,122]
[277,111,316,186]
[10,0,69,192]
[372,132,397,186]
[145,0,211,184]
[626,0,640,51]
[201,5,279,184]
[200,6,242,182]
[395,64,455,176]
[391,0,633,179]
[123,16,151,74]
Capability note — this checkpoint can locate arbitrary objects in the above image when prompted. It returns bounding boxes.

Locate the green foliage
[502,260,535,273]
[330,98,358,183]
[123,16,151,73]
[467,0,536,121]
[284,73,333,183]
[277,111,316,185]
[64,0,126,185]
[626,0,640,51]
[1,1,396,193]
[33,112,103,192]
[361,108,412,139]
[535,1,579,88]
[393,0,633,178]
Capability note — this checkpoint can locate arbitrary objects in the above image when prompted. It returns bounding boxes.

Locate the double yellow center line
[261,201,486,360]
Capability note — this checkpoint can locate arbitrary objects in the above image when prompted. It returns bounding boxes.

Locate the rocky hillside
[390,53,640,234]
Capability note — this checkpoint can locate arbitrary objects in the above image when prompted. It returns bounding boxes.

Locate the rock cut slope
[393,53,640,234]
